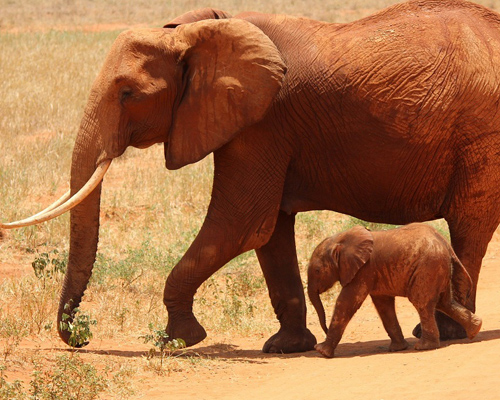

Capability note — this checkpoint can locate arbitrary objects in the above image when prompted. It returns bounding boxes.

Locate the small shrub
[0,365,25,400]
[59,304,97,348]
[198,269,265,332]
[0,316,29,362]
[141,323,186,374]
[112,306,130,332]
[30,354,107,400]
[0,356,136,400]
[31,249,67,288]
[106,363,137,399]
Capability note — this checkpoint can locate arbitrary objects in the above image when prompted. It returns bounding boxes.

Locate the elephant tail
[450,251,473,305]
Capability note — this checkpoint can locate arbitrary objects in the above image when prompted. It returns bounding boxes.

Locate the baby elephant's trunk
[308,285,328,334]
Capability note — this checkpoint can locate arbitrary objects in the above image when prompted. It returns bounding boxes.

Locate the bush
[30,354,107,400]
[59,304,97,348]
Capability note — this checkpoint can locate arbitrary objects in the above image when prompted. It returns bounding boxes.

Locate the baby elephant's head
[307,226,374,334]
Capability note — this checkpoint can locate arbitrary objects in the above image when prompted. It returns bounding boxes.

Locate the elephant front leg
[164,135,293,349]
[163,221,245,347]
[256,211,316,353]
[316,282,370,358]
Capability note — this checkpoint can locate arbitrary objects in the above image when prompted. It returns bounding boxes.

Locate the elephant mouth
[0,159,112,229]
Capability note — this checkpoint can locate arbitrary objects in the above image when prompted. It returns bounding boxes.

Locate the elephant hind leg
[436,172,500,334]
[447,218,499,311]
[414,211,500,340]
[256,211,316,353]
[437,287,482,340]
[408,279,442,350]
[412,302,440,350]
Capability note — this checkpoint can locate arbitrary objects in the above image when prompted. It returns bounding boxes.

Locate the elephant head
[1,16,286,345]
[163,7,232,28]
[308,226,374,334]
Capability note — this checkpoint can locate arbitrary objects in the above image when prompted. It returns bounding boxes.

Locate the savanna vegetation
[0,0,489,398]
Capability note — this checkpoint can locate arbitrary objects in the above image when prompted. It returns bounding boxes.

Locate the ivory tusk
[0,159,112,229]
[31,190,71,218]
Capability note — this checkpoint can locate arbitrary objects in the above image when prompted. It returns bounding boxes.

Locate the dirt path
[3,231,499,399]
[3,228,499,399]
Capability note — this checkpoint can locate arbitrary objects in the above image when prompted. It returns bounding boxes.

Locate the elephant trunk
[308,284,328,335]
[57,112,108,346]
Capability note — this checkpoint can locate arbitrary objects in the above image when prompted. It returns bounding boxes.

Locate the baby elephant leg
[437,289,482,340]
[371,295,409,352]
[413,302,441,350]
[316,282,370,358]
[409,294,441,350]
[408,263,449,350]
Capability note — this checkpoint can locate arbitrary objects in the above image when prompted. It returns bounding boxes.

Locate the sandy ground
[59,230,499,400]
[156,265,500,399]
[0,225,497,400]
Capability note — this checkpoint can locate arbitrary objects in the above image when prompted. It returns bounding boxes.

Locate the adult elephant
[3,0,500,353]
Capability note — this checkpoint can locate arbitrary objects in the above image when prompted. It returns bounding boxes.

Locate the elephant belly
[280,150,448,225]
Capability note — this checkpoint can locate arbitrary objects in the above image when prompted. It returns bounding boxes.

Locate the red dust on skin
[308,224,482,358]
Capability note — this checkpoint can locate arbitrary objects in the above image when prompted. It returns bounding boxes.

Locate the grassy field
[0,0,404,29]
[2,0,500,30]
[0,0,476,398]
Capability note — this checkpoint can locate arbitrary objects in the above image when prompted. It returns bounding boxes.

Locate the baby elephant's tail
[450,252,473,305]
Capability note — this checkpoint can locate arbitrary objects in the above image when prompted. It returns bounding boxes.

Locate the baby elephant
[307,223,482,358]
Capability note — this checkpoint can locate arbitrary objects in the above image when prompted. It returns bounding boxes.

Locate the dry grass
[0,0,396,30]
[0,0,460,397]
[2,0,499,31]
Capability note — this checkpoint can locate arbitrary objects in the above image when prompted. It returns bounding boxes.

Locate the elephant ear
[163,8,232,28]
[165,18,286,169]
[337,226,374,286]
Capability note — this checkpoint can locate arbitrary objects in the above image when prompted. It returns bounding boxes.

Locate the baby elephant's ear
[338,226,374,286]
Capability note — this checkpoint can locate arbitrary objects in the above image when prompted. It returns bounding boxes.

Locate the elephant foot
[314,341,335,358]
[466,315,482,340]
[389,339,409,352]
[412,313,467,340]
[262,326,317,354]
[414,337,440,351]
[166,313,207,348]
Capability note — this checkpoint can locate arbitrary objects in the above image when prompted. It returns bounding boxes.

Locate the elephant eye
[119,86,134,103]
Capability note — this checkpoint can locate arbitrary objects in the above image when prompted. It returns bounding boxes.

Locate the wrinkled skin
[32,0,500,352]
[308,224,483,358]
